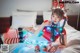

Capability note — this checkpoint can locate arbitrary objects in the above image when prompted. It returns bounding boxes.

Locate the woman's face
[51,14,61,24]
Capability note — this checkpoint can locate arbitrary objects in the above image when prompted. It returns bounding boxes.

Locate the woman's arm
[34,21,50,35]
[47,33,67,52]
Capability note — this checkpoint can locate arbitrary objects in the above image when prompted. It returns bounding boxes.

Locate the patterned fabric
[3,29,19,44]
[4,38,19,44]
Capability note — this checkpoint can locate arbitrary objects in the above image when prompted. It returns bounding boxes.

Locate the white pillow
[11,12,37,29]
[43,11,52,21]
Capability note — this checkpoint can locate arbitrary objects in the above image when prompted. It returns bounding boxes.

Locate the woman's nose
[54,18,57,21]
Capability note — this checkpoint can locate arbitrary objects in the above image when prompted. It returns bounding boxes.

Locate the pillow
[11,12,37,29]
[43,11,52,21]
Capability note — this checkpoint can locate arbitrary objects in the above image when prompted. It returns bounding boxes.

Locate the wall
[0,0,52,17]
[65,3,80,15]
[0,0,80,17]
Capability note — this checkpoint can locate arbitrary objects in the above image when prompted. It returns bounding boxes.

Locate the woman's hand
[37,20,50,31]
[41,20,51,27]
[46,42,59,53]
[48,46,57,53]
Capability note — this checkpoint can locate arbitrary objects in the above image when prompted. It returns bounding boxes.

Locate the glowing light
[53,30,60,36]
[46,26,51,32]
[56,32,59,35]
[59,27,62,33]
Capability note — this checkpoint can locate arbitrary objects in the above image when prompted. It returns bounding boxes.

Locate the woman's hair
[52,8,64,18]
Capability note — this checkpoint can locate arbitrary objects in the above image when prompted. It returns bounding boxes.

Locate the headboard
[67,15,80,30]
[0,17,12,34]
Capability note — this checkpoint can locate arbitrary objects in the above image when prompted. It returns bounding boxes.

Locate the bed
[2,11,80,53]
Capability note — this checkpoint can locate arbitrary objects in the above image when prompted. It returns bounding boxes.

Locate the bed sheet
[2,23,80,53]
[64,24,80,44]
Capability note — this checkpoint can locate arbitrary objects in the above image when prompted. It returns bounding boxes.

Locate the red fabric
[42,27,66,42]
[62,29,66,35]
[44,20,49,23]
[43,28,51,41]
[52,0,58,8]
[59,3,64,9]
[3,29,19,44]
[59,0,64,9]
